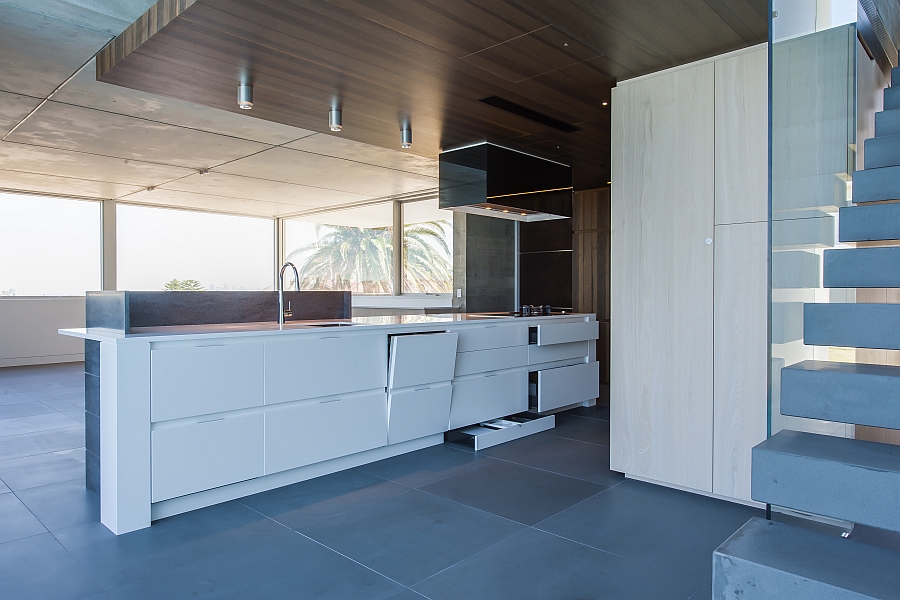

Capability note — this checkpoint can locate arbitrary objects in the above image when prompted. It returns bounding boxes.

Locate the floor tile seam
[0,421,84,440]
[4,474,83,494]
[0,443,87,463]
[234,483,412,530]
[5,488,52,535]
[527,526,633,562]
[359,453,502,489]
[684,579,711,600]
[486,452,616,486]
[0,424,83,441]
[545,432,610,447]
[239,502,418,593]
[412,485,536,529]
[407,527,532,590]
[0,529,50,547]
[528,485,613,529]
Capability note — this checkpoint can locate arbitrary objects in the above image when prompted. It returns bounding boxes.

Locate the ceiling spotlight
[329,109,342,132]
[602,101,608,106]
[198,168,210,176]
[146,186,155,192]
[238,84,253,110]
[401,125,412,149]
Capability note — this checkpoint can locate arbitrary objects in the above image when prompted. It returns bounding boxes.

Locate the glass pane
[284,203,394,294]
[0,193,100,296]
[117,205,273,291]
[403,198,453,294]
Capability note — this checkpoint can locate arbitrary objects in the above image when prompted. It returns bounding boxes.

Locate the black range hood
[439,143,573,222]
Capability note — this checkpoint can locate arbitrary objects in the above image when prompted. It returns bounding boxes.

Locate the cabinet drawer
[389,332,458,389]
[151,343,264,422]
[528,341,590,366]
[535,362,600,412]
[151,413,264,502]
[265,335,387,404]
[456,324,528,352]
[455,346,528,377]
[448,369,528,429]
[388,383,452,444]
[265,390,387,474]
[536,321,599,346]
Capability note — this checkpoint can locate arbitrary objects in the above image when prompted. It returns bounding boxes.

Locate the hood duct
[439,143,573,222]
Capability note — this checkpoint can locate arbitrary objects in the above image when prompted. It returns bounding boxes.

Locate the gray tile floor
[0,363,764,599]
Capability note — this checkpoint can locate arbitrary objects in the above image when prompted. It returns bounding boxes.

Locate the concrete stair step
[823,246,900,287]
[852,165,900,203]
[781,360,900,430]
[839,203,900,242]
[875,108,900,137]
[884,86,900,111]
[714,517,900,600]
[804,303,900,349]
[752,430,900,532]
[864,134,900,168]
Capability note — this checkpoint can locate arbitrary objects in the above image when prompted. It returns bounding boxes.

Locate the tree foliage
[163,278,205,291]
[285,221,451,294]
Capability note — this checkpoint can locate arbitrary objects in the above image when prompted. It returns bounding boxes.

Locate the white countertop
[60,312,589,344]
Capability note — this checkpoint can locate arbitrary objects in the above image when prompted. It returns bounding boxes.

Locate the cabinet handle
[196,418,225,424]
[484,373,498,378]
[319,398,342,404]
[415,387,431,392]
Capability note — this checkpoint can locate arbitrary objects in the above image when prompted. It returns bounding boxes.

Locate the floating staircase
[714,62,900,599]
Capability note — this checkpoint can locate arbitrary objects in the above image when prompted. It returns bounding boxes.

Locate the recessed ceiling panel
[290,201,395,229]
[0,4,112,98]
[0,141,194,187]
[52,62,318,146]
[0,168,143,199]
[285,134,438,178]
[0,92,41,137]
[216,147,438,197]
[5,101,269,169]
[119,187,302,218]
[461,25,601,83]
[0,0,158,36]
[161,171,368,208]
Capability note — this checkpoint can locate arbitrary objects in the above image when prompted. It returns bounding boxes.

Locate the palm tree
[286,221,451,294]
[163,278,205,291]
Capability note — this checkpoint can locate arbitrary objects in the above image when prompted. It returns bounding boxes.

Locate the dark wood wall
[573,187,610,383]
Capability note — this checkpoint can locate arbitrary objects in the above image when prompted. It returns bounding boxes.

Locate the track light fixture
[328,109,342,131]
[238,84,253,110]
[401,125,412,149]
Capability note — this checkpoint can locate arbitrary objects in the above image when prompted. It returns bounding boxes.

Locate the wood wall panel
[573,187,610,383]
[610,62,715,492]
[715,46,768,225]
[713,221,768,502]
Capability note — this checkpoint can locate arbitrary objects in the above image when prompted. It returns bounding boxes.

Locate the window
[403,199,452,293]
[284,203,395,295]
[117,204,273,291]
[0,193,100,296]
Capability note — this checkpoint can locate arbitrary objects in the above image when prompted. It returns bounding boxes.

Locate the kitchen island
[61,313,599,535]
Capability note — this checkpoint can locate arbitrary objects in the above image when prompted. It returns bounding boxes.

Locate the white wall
[0,297,85,367]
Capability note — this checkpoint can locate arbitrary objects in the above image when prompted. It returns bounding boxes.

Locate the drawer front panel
[265,335,387,404]
[455,346,528,377]
[456,324,528,352]
[528,341,590,366]
[388,383,452,444]
[151,413,264,502]
[448,369,528,429]
[537,361,600,412]
[389,332,458,389]
[265,390,388,474]
[151,343,264,422]
[537,321,599,346]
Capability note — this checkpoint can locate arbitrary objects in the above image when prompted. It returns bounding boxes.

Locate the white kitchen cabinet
[388,332,458,389]
[535,321,599,346]
[448,369,528,429]
[264,390,388,474]
[455,323,528,352]
[265,334,387,404]
[528,341,590,365]
[535,362,600,413]
[388,383,453,444]
[150,343,264,422]
[455,345,528,377]
[151,413,264,502]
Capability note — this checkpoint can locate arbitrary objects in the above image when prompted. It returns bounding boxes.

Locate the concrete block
[804,303,900,349]
[852,165,900,203]
[824,246,900,287]
[839,204,900,242]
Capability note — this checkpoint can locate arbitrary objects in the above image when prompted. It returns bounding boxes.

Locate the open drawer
[530,361,600,412]
[534,321,599,346]
[389,332,458,389]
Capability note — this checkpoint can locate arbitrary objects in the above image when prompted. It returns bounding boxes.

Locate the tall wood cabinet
[610,45,768,503]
